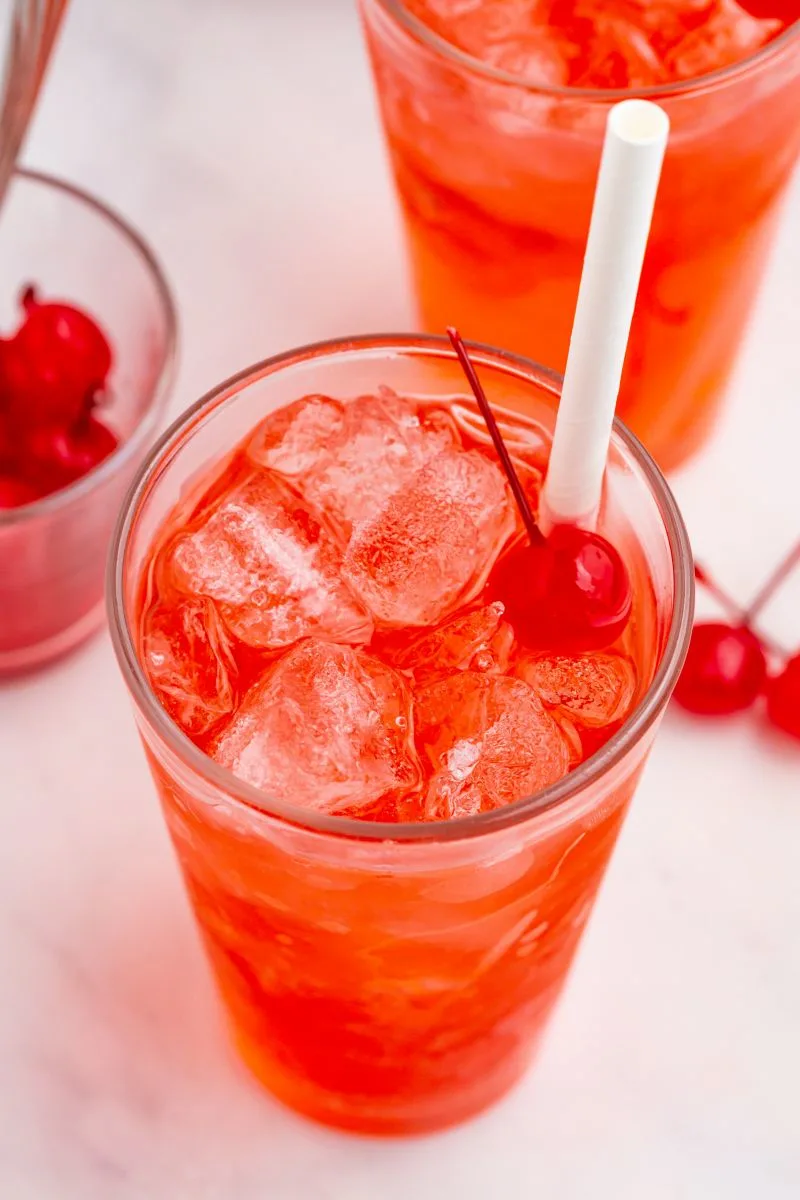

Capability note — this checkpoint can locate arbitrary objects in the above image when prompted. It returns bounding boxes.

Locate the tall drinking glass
[358,3,800,470]
[108,336,693,1135]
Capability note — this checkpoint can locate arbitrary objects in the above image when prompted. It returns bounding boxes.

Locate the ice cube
[661,0,780,80]
[343,446,514,628]
[516,651,637,730]
[248,391,457,537]
[389,601,512,683]
[415,672,571,819]
[163,465,372,650]
[622,0,716,45]
[141,598,237,738]
[246,394,345,479]
[306,392,458,535]
[409,0,484,18]
[404,0,516,49]
[210,639,421,814]
[450,400,550,472]
[570,12,667,88]
[483,31,571,88]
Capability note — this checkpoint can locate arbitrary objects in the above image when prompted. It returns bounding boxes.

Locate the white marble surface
[1,0,799,1195]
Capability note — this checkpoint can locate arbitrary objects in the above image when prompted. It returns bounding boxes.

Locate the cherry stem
[693,563,744,622]
[694,562,786,659]
[447,327,544,547]
[743,537,800,624]
[20,283,37,313]
[80,386,102,422]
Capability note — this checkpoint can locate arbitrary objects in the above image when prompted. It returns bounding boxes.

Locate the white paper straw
[541,99,669,531]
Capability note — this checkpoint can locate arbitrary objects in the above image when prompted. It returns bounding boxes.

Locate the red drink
[359,0,800,470]
[109,337,693,1134]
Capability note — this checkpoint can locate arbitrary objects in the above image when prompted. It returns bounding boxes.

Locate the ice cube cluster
[141,389,636,821]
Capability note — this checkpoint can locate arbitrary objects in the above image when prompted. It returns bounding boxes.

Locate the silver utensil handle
[0,0,67,206]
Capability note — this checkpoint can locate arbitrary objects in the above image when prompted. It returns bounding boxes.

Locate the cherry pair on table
[675,553,800,739]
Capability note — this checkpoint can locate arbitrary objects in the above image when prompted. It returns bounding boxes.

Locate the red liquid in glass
[137,389,659,1132]
[361,0,800,469]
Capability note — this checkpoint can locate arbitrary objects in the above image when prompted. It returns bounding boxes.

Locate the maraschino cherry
[676,543,800,739]
[24,397,119,489]
[673,564,767,715]
[766,654,800,741]
[0,475,40,508]
[448,328,632,653]
[673,618,767,715]
[0,284,119,509]
[758,539,800,742]
[2,285,112,429]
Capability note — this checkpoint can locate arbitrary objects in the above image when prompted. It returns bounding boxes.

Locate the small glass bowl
[0,167,177,675]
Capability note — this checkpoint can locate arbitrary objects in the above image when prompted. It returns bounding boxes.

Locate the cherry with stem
[678,539,800,722]
[448,331,543,548]
[447,327,632,654]
[748,536,800,742]
[743,538,800,625]
[23,388,119,489]
[693,563,743,623]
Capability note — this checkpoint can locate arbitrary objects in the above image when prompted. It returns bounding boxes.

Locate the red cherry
[3,286,112,429]
[738,0,796,19]
[445,328,631,653]
[0,408,15,466]
[673,622,767,716]
[25,413,119,489]
[489,524,633,653]
[0,474,40,508]
[765,654,800,742]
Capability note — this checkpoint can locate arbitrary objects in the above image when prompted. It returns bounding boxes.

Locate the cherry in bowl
[0,168,175,675]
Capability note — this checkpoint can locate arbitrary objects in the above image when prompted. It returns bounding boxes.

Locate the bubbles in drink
[516,651,636,730]
[387,601,512,682]
[210,638,420,814]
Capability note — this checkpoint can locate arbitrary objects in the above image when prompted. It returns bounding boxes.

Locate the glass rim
[0,167,178,529]
[107,333,694,845]
[368,0,800,101]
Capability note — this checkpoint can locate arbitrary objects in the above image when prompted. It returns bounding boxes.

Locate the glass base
[0,596,106,677]
[233,1026,537,1137]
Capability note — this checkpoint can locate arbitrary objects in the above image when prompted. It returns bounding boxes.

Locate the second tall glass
[359,2,800,470]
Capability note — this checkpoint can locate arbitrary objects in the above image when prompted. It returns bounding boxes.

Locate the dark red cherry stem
[678,540,800,720]
[447,327,543,547]
[694,552,794,657]
[677,564,765,717]
[447,327,632,653]
[743,537,800,625]
[694,561,783,656]
[747,537,800,743]
[693,563,743,623]
[20,284,36,314]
